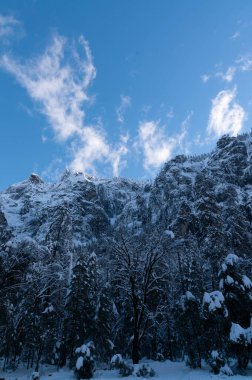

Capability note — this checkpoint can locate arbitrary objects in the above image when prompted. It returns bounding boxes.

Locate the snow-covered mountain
[1,133,252,258]
[1,133,252,375]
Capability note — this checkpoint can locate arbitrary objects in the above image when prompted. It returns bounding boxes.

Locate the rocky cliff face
[1,133,252,261]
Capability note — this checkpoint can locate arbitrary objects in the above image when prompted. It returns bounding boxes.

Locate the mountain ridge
[1,132,252,372]
[1,132,252,255]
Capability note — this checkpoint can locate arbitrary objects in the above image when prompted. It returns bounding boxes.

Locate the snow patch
[225,253,239,267]
[211,350,219,359]
[76,356,83,370]
[164,229,175,239]
[203,291,227,314]
[75,344,91,357]
[226,275,235,285]
[111,354,123,366]
[242,275,252,289]
[230,319,252,344]
[185,291,195,301]
[220,364,234,376]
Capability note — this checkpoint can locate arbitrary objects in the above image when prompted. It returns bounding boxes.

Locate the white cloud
[116,95,131,123]
[0,34,95,140]
[0,33,128,177]
[70,127,110,172]
[207,88,245,137]
[137,119,188,171]
[236,55,252,72]
[69,127,128,177]
[41,157,64,182]
[0,14,21,40]
[111,135,129,177]
[201,74,210,83]
[166,107,174,119]
[201,68,236,84]
[231,31,240,39]
[216,66,236,82]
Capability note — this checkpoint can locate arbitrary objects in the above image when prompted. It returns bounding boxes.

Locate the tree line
[0,221,252,378]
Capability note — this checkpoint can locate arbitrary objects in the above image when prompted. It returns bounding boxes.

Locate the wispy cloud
[166,107,174,119]
[216,66,236,82]
[41,157,64,182]
[116,95,131,123]
[201,74,210,83]
[205,52,252,85]
[69,126,128,177]
[231,31,240,39]
[111,135,129,176]
[69,126,110,172]
[137,118,188,172]
[236,55,252,72]
[0,33,128,177]
[207,88,245,137]
[0,34,95,140]
[0,14,23,42]
[202,66,236,84]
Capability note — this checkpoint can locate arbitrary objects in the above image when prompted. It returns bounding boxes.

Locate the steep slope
[1,133,252,372]
[0,133,252,260]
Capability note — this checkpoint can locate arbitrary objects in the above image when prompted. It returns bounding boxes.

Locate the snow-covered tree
[175,291,202,368]
[219,253,252,370]
[219,253,252,328]
[65,253,96,363]
[109,232,168,364]
[75,342,95,379]
[93,282,114,361]
[202,290,229,373]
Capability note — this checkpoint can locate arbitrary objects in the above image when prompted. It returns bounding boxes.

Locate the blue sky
[1,1,252,189]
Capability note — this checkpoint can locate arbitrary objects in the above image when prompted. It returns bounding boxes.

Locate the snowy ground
[0,360,252,380]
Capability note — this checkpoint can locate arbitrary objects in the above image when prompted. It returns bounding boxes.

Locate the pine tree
[75,342,95,379]
[175,291,202,368]
[182,233,204,297]
[64,251,101,364]
[219,253,252,370]
[94,282,114,361]
[219,253,252,328]
[196,190,229,290]
[65,253,95,364]
[202,290,229,374]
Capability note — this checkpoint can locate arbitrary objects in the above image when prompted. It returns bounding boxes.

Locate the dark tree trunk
[132,329,140,364]
[132,333,140,364]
